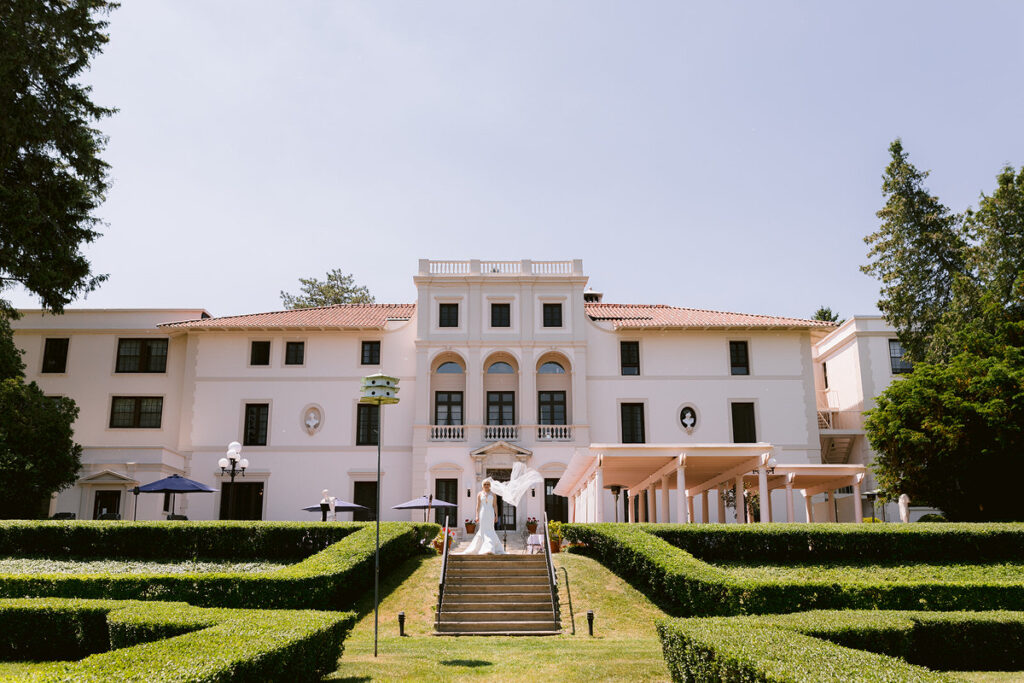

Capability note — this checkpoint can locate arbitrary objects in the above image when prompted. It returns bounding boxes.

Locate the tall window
[42,338,69,373]
[250,341,271,366]
[284,341,304,365]
[434,478,458,525]
[361,340,381,365]
[538,391,567,425]
[822,361,829,389]
[434,391,463,425]
[731,402,757,443]
[543,303,563,327]
[487,391,515,425]
[243,403,269,446]
[889,340,913,374]
[439,303,459,328]
[621,403,645,443]
[357,403,379,445]
[545,478,569,523]
[116,339,168,373]
[110,397,163,428]
[729,341,750,375]
[352,481,378,521]
[620,341,640,375]
[491,303,511,328]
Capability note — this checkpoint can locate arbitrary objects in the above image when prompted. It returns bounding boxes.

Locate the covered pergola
[553,443,867,524]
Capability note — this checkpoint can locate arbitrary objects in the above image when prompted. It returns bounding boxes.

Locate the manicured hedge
[564,524,1024,616]
[0,520,363,561]
[657,610,1024,682]
[0,598,355,682]
[640,522,1024,563]
[0,522,437,610]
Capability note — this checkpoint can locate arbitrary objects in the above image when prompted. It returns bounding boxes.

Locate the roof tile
[160,304,416,329]
[584,303,834,329]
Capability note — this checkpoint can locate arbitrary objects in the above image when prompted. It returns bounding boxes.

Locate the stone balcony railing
[423,424,578,443]
[418,259,584,277]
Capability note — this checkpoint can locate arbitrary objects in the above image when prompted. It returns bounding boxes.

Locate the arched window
[436,362,463,374]
[487,361,515,374]
[538,361,565,374]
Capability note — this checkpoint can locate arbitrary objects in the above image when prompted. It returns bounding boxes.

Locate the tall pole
[374,406,381,658]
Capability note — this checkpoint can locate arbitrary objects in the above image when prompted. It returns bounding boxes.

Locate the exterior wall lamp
[218,441,248,519]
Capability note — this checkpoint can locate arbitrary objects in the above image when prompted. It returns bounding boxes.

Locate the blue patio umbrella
[134,474,218,519]
[301,500,368,513]
[392,494,457,522]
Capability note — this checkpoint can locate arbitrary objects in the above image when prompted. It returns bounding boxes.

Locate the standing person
[461,479,505,555]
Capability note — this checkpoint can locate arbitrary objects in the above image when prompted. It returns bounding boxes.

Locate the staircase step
[444,584,549,594]
[434,630,562,637]
[443,601,553,611]
[442,610,554,623]
[448,568,547,577]
[449,555,546,562]
[436,620,559,633]
[446,575,548,585]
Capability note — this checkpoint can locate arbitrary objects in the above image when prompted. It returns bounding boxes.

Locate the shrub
[657,610,1024,682]
[0,522,438,610]
[564,524,1024,616]
[0,598,355,682]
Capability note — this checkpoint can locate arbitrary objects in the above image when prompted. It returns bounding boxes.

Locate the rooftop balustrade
[418,259,583,277]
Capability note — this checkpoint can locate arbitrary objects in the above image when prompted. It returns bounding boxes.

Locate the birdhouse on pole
[360,373,400,405]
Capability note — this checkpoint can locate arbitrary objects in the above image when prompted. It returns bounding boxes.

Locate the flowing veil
[486,462,543,507]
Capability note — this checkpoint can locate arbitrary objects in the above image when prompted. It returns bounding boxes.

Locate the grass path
[326,551,670,681]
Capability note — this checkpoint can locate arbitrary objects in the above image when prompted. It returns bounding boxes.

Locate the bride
[460,463,543,555]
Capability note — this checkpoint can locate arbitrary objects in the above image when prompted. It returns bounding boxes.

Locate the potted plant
[548,520,563,553]
[432,528,456,554]
[525,517,538,534]
[464,518,477,534]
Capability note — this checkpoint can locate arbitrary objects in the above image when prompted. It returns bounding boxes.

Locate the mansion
[12,259,916,528]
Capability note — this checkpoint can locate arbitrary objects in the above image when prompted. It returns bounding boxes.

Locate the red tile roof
[584,303,835,329]
[160,304,416,330]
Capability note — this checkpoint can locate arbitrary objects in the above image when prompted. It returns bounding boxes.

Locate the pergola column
[649,487,658,523]
[734,476,745,524]
[717,485,726,523]
[785,482,795,523]
[640,487,648,523]
[827,490,837,523]
[803,491,814,523]
[569,493,576,523]
[676,463,688,524]
[660,475,670,523]
[595,469,605,523]
[853,476,863,523]
[687,495,695,524]
[758,465,770,523]
[701,491,709,524]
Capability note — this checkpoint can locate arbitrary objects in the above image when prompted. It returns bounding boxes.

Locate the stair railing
[436,514,450,630]
[541,512,559,625]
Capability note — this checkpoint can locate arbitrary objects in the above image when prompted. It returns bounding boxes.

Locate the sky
[9,1,1024,319]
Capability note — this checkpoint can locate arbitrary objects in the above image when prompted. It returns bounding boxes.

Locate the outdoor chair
[51,512,76,520]
[97,513,122,520]
[167,514,188,520]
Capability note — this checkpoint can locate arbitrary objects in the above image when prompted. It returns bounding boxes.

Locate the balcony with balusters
[423,424,578,444]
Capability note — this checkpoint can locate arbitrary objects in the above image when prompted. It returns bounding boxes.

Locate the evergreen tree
[280,269,375,309]
[812,306,843,324]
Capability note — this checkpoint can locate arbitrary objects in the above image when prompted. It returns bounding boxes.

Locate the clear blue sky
[10,1,1024,319]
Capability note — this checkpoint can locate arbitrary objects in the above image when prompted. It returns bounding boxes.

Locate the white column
[687,495,695,524]
[570,493,576,523]
[758,466,770,523]
[660,476,670,523]
[640,487,648,522]
[701,491,709,524]
[804,491,814,523]
[649,487,658,523]
[676,465,688,524]
[595,469,605,523]
[785,483,795,523]
[827,490,837,522]
[734,476,746,524]
[853,478,863,523]
[717,485,726,523]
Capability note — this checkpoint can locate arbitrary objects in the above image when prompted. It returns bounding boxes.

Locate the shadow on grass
[349,552,434,620]
[440,660,493,668]
[564,546,689,618]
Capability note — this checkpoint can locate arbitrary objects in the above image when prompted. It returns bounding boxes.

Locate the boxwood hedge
[0,522,437,610]
[657,610,1024,682]
[563,524,1024,616]
[0,598,355,682]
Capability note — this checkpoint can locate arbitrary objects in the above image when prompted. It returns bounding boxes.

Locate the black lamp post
[218,441,248,519]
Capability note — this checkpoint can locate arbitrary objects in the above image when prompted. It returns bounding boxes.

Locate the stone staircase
[436,554,560,635]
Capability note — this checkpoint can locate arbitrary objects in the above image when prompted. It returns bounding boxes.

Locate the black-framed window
[435,478,458,525]
[250,341,271,366]
[822,361,829,389]
[543,303,563,328]
[439,303,459,328]
[545,478,569,523]
[352,481,377,521]
[116,339,168,373]
[243,403,269,446]
[620,341,640,375]
[889,340,913,374]
[434,391,463,425]
[731,402,757,443]
[491,303,511,328]
[42,338,69,373]
[361,340,381,365]
[109,396,163,428]
[621,403,645,443]
[284,341,304,365]
[538,391,567,425]
[487,391,515,425]
[729,341,750,376]
[357,403,379,445]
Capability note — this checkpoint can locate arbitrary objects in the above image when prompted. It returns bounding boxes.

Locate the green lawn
[326,551,670,681]
[712,561,1024,584]
[0,557,288,575]
[954,674,1024,682]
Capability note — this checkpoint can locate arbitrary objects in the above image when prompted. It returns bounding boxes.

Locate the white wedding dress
[461,492,505,555]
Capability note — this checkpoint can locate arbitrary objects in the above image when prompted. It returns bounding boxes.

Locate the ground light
[359,372,400,658]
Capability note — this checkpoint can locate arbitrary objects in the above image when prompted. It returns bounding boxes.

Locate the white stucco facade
[12,259,894,526]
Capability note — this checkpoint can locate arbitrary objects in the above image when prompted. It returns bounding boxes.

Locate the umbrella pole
[374,412,381,658]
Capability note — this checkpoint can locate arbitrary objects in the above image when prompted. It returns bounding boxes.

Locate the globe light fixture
[220,441,249,519]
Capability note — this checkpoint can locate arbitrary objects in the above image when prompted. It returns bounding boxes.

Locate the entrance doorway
[219,482,264,520]
[434,478,458,526]
[93,490,121,519]
[352,481,378,522]
[487,468,516,530]
[544,478,568,523]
